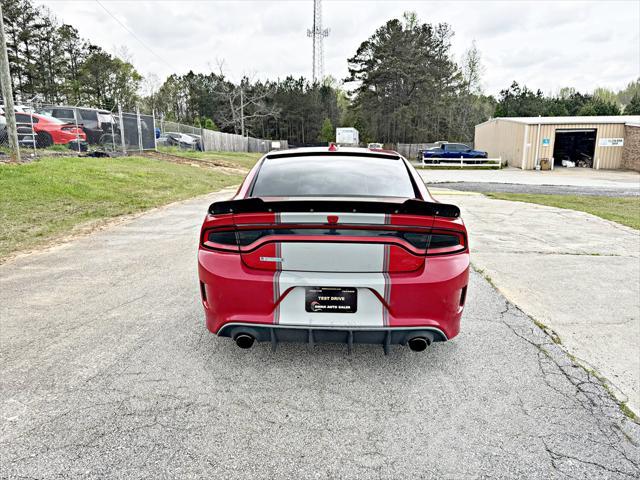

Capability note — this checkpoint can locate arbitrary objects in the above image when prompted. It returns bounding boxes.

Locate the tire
[36,131,53,148]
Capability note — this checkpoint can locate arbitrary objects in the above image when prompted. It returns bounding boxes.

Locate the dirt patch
[141,150,249,175]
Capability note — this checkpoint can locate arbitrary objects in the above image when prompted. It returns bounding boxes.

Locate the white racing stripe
[277,271,385,327]
[280,243,384,272]
[279,212,386,225]
[279,211,387,272]
[274,211,391,327]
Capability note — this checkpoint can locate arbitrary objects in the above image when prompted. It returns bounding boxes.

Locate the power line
[94,0,174,71]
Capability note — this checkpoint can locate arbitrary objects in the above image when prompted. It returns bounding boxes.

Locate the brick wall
[621,124,640,171]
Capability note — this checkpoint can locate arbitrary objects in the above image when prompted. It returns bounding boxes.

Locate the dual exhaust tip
[233,333,432,352]
[407,336,431,352]
[234,334,256,349]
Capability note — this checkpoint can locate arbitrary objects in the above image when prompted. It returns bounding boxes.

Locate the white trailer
[336,127,359,146]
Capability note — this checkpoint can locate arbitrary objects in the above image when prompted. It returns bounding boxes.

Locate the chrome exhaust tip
[235,334,255,349]
[408,336,430,352]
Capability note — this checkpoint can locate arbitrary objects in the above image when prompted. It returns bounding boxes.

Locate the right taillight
[426,231,466,255]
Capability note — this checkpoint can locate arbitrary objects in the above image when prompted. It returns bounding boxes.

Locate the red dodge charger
[198,147,469,353]
[15,112,86,147]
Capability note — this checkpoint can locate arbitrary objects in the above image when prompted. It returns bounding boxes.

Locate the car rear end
[55,122,87,144]
[198,148,469,353]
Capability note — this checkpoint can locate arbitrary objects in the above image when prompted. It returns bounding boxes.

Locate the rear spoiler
[209,198,460,218]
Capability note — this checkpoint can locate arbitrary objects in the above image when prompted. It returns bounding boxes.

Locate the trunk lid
[208,197,462,274]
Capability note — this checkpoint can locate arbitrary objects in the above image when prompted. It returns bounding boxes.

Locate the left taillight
[202,229,239,252]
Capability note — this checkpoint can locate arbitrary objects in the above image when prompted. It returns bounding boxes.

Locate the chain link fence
[157,117,288,153]
[0,102,156,160]
[1,101,287,161]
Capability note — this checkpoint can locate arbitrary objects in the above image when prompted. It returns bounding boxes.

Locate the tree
[623,93,640,114]
[578,97,621,116]
[494,82,547,117]
[345,13,464,143]
[617,79,640,107]
[215,76,279,137]
[318,118,334,143]
[1,0,141,109]
[78,46,141,109]
[461,41,483,95]
[203,118,218,130]
[593,87,619,106]
[451,41,493,142]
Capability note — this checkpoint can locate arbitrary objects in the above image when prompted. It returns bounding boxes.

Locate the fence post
[28,108,36,155]
[110,115,116,152]
[136,107,143,151]
[73,105,81,153]
[118,103,126,154]
[152,111,157,151]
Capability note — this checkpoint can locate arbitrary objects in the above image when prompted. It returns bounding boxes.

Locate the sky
[40,0,640,96]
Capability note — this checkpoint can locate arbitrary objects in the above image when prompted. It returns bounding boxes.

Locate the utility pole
[0,3,20,162]
[240,86,245,137]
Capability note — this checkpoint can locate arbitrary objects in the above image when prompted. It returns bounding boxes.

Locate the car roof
[45,106,111,114]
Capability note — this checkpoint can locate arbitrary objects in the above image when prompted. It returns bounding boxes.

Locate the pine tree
[346,13,463,143]
[624,93,640,115]
[318,118,334,143]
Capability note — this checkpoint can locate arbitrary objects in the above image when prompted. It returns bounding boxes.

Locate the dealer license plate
[305,287,357,313]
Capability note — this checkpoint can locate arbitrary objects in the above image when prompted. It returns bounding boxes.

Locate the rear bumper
[198,249,469,341]
[219,323,446,352]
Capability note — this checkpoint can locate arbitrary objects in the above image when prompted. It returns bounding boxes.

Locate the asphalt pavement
[418,167,640,191]
[430,190,640,416]
[430,182,640,196]
[1,191,639,479]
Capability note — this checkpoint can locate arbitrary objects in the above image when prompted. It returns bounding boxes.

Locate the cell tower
[307,0,330,83]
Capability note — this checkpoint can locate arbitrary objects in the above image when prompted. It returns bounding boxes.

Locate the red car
[198,147,469,353]
[15,112,86,148]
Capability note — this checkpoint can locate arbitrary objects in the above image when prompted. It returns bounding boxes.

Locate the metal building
[474,116,640,170]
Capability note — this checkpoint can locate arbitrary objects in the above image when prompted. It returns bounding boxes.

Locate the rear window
[52,108,75,119]
[38,114,66,124]
[251,156,416,198]
[15,113,34,123]
[448,144,469,152]
[79,109,98,121]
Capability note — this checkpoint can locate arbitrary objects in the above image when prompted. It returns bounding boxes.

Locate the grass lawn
[157,146,262,170]
[0,155,243,261]
[486,193,640,230]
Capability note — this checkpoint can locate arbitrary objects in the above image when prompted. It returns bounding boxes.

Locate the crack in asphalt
[497,300,639,478]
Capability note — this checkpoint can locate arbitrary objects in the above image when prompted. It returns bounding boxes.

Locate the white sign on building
[599,138,624,147]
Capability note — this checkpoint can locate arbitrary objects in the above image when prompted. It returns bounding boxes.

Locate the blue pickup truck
[421,142,488,163]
